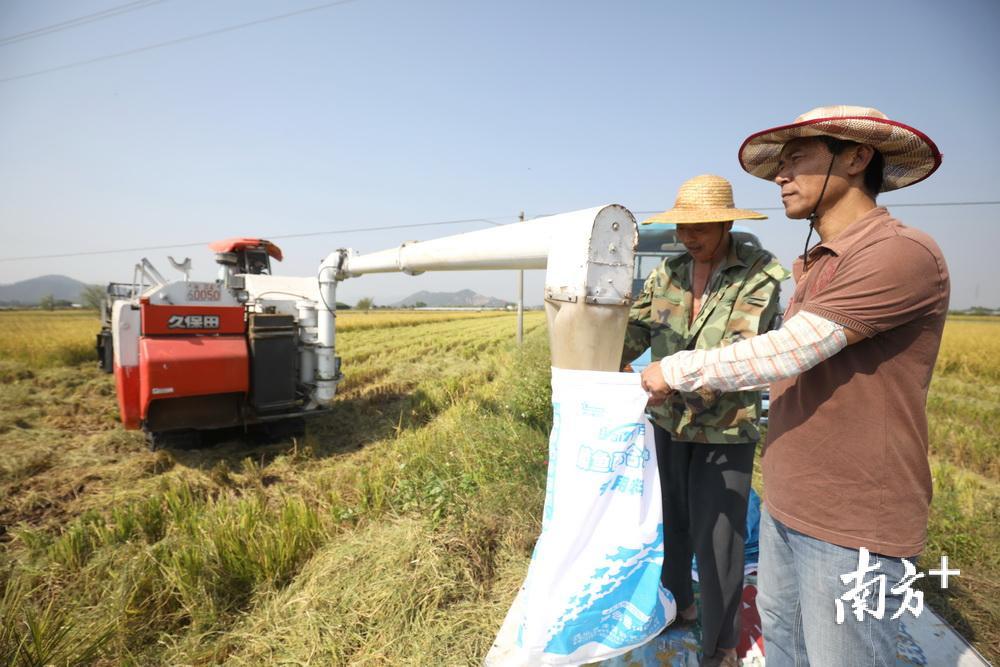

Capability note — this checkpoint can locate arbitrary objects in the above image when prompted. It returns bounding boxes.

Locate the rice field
[926,317,1000,479]
[336,309,520,332]
[0,311,101,368]
[0,310,996,664]
[0,309,517,368]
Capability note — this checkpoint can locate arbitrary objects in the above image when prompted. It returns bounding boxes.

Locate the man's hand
[641,362,672,407]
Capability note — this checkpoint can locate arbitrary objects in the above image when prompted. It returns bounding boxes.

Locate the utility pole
[517,210,525,345]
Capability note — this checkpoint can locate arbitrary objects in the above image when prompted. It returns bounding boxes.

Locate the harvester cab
[209,237,283,279]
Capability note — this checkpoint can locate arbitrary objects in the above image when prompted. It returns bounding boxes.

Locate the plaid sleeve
[660,311,846,392]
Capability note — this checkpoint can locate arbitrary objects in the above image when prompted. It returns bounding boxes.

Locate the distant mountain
[392,289,511,308]
[0,275,92,305]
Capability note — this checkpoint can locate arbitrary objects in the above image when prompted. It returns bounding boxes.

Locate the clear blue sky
[1,0,998,308]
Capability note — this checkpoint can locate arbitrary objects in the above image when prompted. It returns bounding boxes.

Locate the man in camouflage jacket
[622,174,788,667]
[624,240,788,443]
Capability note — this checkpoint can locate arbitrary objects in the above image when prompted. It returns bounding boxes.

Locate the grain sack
[486,368,675,666]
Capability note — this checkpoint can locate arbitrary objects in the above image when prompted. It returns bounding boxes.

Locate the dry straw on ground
[0,310,996,664]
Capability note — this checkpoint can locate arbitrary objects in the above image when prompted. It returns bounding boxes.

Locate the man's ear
[845,144,876,177]
[723,220,734,233]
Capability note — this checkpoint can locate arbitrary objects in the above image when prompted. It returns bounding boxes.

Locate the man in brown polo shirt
[638,106,949,666]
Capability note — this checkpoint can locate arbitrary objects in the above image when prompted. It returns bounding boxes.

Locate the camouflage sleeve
[621,270,656,368]
[679,255,789,412]
[726,255,790,343]
[678,385,720,414]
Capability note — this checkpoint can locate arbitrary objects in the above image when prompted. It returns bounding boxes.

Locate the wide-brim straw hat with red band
[642,174,767,225]
[738,105,942,192]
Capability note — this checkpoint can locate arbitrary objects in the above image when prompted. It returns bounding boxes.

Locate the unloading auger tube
[104,207,636,441]
[311,204,639,406]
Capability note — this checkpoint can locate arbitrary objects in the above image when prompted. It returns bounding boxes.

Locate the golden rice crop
[927,317,1000,479]
[0,310,100,367]
[934,317,1000,383]
[0,309,524,367]
[336,309,520,332]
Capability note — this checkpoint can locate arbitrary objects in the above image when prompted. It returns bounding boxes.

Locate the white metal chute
[315,267,340,405]
[309,205,639,396]
[330,209,593,277]
[543,205,637,371]
[324,205,636,283]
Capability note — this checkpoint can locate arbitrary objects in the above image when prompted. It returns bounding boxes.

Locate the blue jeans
[758,507,909,667]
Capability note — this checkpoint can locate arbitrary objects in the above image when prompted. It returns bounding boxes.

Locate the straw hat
[738,105,942,192]
[642,174,767,225]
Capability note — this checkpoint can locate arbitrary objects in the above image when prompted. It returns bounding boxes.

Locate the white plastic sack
[486,368,675,666]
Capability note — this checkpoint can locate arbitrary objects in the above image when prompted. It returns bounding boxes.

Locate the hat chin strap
[802,154,837,270]
[706,229,730,265]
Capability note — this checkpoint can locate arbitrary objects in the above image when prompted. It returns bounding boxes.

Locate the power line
[631,200,1000,216]
[0,0,169,47]
[854,200,1000,208]
[0,0,363,84]
[0,216,513,262]
[2,200,995,263]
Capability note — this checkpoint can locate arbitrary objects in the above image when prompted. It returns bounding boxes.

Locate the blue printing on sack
[541,524,669,655]
[576,422,650,474]
[525,399,667,655]
[576,442,650,473]
[600,422,646,443]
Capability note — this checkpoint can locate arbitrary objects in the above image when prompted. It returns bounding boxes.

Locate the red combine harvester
[100,206,640,449]
[99,238,335,449]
